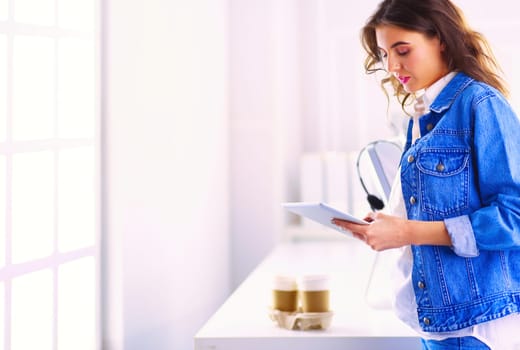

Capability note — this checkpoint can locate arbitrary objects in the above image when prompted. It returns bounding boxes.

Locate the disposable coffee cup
[272,275,298,312]
[299,274,330,313]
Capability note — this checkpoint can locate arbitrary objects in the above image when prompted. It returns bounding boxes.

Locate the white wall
[300,0,395,153]
[228,0,303,287]
[103,0,230,349]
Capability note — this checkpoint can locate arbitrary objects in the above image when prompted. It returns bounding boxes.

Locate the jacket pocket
[417,148,470,216]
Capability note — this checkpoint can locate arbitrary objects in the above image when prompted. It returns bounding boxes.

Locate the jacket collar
[429,72,474,114]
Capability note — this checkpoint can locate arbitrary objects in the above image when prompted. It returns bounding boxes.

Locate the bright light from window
[0,156,5,268]
[14,0,54,26]
[11,270,53,350]
[58,0,94,31]
[0,1,7,21]
[11,151,54,264]
[2,1,99,349]
[12,36,55,140]
[58,147,95,252]
[58,38,95,138]
[58,257,95,350]
[0,282,4,350]
[0,34,6,141]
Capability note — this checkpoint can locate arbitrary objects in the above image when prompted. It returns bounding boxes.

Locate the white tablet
[282,202,369,233]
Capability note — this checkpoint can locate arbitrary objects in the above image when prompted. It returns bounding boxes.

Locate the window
[0,1,99,349]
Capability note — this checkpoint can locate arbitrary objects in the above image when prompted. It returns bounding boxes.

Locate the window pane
[58,257,95,350]
[0,282,4,350]
[12,36,55,141]
[11,152,54,263]
[14,0,54,26]
[57,38,95,138]
[0,156,5,268]
[58,0,94,32]
[0,34,6,141]
[11,270,53,350]
[58,147,95,252]
[0,0,7,21]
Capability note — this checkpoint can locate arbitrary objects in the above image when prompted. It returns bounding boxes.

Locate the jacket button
[409,196,416,205]
[407,155,415,163]
[436,163,445,172]
[423,317,431,326]
[417,281,425,289]
[426,123,434,131]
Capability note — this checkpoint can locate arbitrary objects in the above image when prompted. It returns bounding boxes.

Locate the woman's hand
[332,212,452,251]
[332,212,410,251]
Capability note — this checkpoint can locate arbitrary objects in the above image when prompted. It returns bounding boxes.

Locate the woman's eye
[396,49,409,56]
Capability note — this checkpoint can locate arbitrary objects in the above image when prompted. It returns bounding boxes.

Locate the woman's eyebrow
[377,41,411,52]
[390,41,410,48]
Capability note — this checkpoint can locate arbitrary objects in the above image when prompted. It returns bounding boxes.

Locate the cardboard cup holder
[269,308,333,330]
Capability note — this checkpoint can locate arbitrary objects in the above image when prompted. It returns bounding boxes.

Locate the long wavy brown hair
[361,0,508,108]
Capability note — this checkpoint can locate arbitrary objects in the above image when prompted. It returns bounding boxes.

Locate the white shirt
[389,72,520,348]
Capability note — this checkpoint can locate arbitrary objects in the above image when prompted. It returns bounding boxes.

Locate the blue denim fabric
[400,72,520,332]
[421,336,490,350]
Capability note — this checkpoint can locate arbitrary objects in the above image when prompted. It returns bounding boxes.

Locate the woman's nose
[386,55,400,72]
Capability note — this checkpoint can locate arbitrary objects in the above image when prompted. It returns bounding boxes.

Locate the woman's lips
[398,76,411,84]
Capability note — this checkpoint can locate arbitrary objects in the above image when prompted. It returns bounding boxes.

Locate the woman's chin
[402,83,416,93]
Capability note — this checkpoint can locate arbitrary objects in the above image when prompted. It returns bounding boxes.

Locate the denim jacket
[400,72,520,332]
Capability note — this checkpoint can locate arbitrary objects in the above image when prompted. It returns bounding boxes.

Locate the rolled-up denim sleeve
[444,215,479,257]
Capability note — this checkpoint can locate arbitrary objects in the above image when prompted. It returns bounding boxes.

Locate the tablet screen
[282,202,369,233]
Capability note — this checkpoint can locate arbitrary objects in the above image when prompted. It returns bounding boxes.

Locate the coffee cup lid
[272,275,297,291]
[298,274,330,291]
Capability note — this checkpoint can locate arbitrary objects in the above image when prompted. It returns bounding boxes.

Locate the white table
[195,240,421,350]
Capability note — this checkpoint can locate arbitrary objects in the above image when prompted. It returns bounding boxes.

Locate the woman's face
[375,24,449,93]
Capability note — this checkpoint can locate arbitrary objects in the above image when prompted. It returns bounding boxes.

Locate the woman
[332,0,520,349]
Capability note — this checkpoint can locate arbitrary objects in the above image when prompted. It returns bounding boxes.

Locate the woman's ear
[439,38,446,52]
